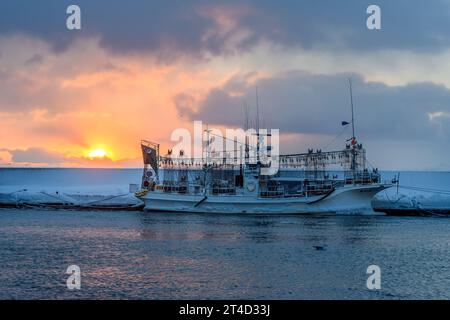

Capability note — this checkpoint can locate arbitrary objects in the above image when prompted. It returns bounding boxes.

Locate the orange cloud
[0,36,244,167]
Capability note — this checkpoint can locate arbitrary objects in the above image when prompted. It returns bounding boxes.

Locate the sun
[88,148,107,158]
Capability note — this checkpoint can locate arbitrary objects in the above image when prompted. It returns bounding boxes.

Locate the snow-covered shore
[1,168,449,214]
[0,185,143,210]
[0,168,144,210]
[2,185,449,214]
[373,187,450,215]
[372,171,450,215]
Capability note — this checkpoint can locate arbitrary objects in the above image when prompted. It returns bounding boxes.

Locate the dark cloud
[175,71,450,142]
[1,1,450,58]
[9,147,68,164]
[24,54,44,66]
[173,93,197,119]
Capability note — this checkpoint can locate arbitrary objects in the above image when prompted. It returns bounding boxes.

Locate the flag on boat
[141,141,160,187]
[141,141,159,175]
[341,121,350,126]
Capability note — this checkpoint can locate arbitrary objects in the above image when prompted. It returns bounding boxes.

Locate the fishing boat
[137,143,390,214]
[137,81,392,215]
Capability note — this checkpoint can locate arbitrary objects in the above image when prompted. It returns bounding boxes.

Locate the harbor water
[0,168,450,299]
[2,209,450,299]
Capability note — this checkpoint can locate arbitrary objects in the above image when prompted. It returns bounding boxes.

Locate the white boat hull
[141,184,390,215]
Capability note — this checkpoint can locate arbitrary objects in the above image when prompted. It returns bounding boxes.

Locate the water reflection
[2,208,450,299]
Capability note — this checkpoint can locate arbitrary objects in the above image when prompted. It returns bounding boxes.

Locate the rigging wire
[322,125,349,151]
[383,190,409,204]
[397,185,450,195]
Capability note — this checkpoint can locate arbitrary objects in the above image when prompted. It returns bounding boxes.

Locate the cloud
[1,1,450,59]
[0,37,136,114]
[1,2,450,170]
[0,63,90,113]
[24,54,44,66]
[3,147,139,167]
[8,147,69,164]
[0,35,219,166]
[175,71,450,142]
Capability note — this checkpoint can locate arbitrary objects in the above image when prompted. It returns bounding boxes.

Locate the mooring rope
[382,190,409,205]
[39,191,76,205]
[80,193,130,206]
[6,189,27,195]
[397,185,450,195]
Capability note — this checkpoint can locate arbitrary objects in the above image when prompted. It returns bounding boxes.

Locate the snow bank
[0,187,143,209]
[373,188,450,214]
[0,169,144,209]
[1,168,449,213]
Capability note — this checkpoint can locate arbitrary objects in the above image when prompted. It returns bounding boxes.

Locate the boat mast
[203,125,213,194]
[349,78,355,142]
[348,78,357,172]
[205,124,211,164]
[256,86,260,164]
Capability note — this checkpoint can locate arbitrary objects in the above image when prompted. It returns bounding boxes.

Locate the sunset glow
[88,148,107,159]
[0,1,449,170]
[2,1,450,304]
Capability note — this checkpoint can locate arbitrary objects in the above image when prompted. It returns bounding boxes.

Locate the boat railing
[158,181,201,194]
[211,186,236,195]
[260,186,285,198]
[305,181,334,196]
[157,181,238,195]
[162,185,188,194]
[345,171,380,185]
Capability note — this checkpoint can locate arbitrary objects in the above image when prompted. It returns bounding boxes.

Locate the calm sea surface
[1,168,450,299]
[1,209,450,299]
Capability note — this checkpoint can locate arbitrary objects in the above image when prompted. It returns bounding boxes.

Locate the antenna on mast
[256,86,260,134]
[242,100,249,130]
[256,86,260,163]
[348,78,358,172]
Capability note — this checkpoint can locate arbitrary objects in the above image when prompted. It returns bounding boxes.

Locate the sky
[0,0,449,170]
